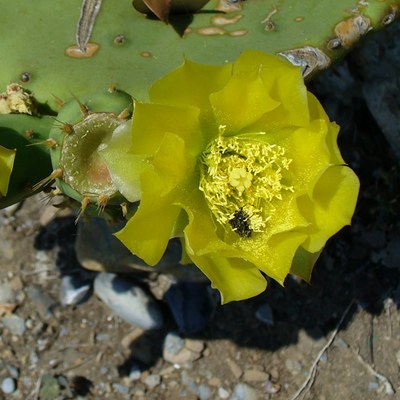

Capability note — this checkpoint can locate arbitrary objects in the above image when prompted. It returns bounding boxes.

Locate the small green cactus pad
[0,0,398,110]
[0,115,54,208]
[49,90,132,207]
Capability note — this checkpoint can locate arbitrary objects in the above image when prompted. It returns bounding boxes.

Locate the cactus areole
[49,90,132,207]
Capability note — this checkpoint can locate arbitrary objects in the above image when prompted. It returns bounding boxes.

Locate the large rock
[76,217,206,282]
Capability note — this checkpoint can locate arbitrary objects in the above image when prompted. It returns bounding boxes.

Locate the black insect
[229,207,252,238]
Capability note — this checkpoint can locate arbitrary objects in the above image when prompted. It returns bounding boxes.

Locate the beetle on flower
[100,50,360,303]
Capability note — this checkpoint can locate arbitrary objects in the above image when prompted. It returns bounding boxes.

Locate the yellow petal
[149,58,232,118]
[131,102,203,155]
[227,230,307,285]
[235,50,309,129]
[153,132,195,195]
[298,165,360,252]
[210,68,280,134]
[0,145,16,196]
[307,92,344,164]
[291,246,321,282]
[99,120,146,202]
[188,252,267,304]
[115,169,181,265]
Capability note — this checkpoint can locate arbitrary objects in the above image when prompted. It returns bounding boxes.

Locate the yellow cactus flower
[101,50,359,303]
[0,145,16,197]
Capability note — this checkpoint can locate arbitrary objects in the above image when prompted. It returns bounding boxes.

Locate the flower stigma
[199,126,294,237]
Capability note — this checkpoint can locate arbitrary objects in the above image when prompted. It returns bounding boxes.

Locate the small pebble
[198,384,212,400]
[1,377,16,394]
[269,366,279,380]
[181,371,199,395]
[6,365,19,379]
[59,275,92,306]
[164,332,185,356]
[368,381,379,390]
[144,374,161,389]
[263,380,281,394]
[94,273,163,329]
[226,358,243,379]
[255,302,274,325]
[30,351,39,366]
[95,332,110,342]
[26,285,56,318]
[285,359,303,375]
[333,337,348,349]
[243,369,269,382]
[128,363,141,381]
[229,383,257,400]
[112,383,130,395]
[2,315,26,336]
[208,377,221,387]
[185,339,205,353]
[0,282,16,304]
[395,350,400,367]
[218,387,230,399]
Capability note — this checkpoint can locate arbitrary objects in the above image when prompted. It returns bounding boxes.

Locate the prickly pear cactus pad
[0,0,398,110]
[0,115,54,208]
[101,51,360,303]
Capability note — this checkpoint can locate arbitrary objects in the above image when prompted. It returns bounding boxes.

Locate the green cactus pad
[49,89,132,206]
[0,0,398,110]
[0,115,54,208]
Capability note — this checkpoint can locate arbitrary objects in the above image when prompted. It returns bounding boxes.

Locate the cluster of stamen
[199,126,293,236]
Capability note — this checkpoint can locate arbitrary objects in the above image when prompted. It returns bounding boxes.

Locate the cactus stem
[33,168,63,191]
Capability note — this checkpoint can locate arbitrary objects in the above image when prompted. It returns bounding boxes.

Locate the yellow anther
[199,132,293,236]
[229,167,252,194]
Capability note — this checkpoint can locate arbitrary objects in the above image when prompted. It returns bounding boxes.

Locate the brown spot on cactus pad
[212,15,242,26]
[0,84,37,115]
[334,15,371,48]
[65,43,100,59]
[197,27,226,36]
[279,46,331,79]
[229,29,248,37]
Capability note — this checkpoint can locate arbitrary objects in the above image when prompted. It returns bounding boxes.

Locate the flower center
[199,126,293,237]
